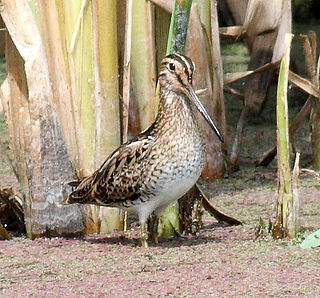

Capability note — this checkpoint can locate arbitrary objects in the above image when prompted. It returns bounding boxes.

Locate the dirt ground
[0,186,319,297]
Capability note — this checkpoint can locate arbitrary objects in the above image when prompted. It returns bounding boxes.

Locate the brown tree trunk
[1,2,84,237]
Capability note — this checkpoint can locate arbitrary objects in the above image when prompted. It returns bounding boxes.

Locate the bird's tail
[67,180,82,187]
[60,175,96,206]
[60,180,80,205]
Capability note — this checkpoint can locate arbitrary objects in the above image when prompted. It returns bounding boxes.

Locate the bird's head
[159,53,195,93]
[158,53,224,143]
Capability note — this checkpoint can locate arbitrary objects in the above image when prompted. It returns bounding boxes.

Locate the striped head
[159,53,195,93]
[158,53,224,143]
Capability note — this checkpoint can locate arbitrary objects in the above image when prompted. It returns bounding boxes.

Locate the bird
[62,53,224,247]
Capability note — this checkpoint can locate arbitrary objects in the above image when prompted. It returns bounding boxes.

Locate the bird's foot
[141,237,149,248]
[140,223,149,248]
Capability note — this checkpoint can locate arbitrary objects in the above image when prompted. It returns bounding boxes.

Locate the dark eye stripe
[166,53,193,79]
[177,54,194,79]
[176,54,192,76]
[176,74,186,88]
[189,59,194,74]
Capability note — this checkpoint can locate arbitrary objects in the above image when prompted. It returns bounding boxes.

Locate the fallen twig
[288,71,320,99]
[255,96,312,166]
[224,60,280,85]
[300,168,320,181]
[223,85,244,99]
[196,183,242,225]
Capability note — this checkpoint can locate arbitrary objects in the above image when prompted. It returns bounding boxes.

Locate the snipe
[62,53,223,247]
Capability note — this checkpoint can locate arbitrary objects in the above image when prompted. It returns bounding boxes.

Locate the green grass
[221,41,250,73]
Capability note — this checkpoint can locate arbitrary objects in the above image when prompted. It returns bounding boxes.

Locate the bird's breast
[147,121,206,193]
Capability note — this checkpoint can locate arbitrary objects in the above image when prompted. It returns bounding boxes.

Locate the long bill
[184,85,224,143]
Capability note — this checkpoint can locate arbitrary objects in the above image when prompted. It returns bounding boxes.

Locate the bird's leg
[152,216,159,244]
[147,213,159,244]
[123,210,128,231]
[139,222,149,248]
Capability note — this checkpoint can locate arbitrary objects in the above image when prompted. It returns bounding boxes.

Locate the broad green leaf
[300,229,320,249]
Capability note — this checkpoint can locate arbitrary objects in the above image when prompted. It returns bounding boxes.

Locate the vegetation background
[0,0,320,296]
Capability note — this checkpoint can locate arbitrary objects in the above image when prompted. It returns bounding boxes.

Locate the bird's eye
[168,63,175,71]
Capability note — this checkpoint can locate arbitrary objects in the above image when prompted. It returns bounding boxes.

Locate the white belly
[126,127,206,223]
[130,174,200,223]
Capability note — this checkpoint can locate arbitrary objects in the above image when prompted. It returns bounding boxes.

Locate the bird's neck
[153,88,198,134]
[159,88,191,114]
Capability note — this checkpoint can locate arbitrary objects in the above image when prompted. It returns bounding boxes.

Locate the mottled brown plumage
[63,53,223,247]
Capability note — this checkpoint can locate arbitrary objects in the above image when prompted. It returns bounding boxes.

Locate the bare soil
[0,185,319,297]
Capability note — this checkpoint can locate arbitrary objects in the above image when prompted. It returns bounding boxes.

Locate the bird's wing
[68,134,155,206]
